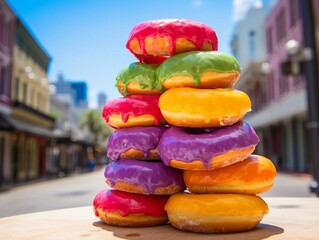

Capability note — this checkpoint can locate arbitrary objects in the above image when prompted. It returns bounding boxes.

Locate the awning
[0,115,54,138]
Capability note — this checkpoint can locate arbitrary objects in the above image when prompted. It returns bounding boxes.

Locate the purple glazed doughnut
[158,121,259,170]
[106,126,167,161]
[104,159,185,195]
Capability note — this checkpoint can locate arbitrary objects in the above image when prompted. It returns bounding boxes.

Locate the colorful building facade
[0,0,15,186]
[236,0,313,173]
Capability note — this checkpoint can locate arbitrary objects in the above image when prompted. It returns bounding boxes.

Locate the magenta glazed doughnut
[106,126,167,161]
[104,159,185,195]
[158,121,259,170]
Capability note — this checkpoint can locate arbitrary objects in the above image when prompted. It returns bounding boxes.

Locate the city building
[0,0,15,186]
[71,81,88,108]
[51,74,88,108]
[1,13,55,186]
[235,0,310,173]
[97,92,107,109]
[230,2,270,69]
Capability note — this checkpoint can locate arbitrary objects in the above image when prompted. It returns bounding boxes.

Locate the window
[267,27,273,53]
[249,30,256,60]
[290,0,299,27]
[0,66,8,96]
[15,77,20,100]
[23,82,28,102]
[276,8,286,43]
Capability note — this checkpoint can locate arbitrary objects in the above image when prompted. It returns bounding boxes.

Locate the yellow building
[2,18,54,185]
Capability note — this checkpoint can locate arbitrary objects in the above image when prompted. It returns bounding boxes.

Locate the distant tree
[79,109,112,143]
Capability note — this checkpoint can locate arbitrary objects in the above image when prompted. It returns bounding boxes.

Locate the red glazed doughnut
[126,19,218,63]
[102,95,166,129]
[104,159,185,195]
[93,189,169,227]
[184,155,277,194]
[158,122,259,170]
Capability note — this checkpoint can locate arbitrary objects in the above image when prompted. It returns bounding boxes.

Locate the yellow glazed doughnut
[184,155,277,194]
[159,88,251,128]
[157,51,240,89]
[165,193,269,233]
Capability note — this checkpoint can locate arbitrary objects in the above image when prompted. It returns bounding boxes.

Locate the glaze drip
[104,159,185,194]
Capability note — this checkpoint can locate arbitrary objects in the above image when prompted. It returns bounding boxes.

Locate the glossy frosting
[184,155,277,194]
[102,95,164,128]
[104,159,185,194]
[107,126,167,161]
[159,88,252,127]
[158,122,259,169]
[126,19,218,60]
[157,51,240,86]
[115,62,163,96]
[93,189,169,217]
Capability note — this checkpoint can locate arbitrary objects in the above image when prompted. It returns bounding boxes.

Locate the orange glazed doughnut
[159,88,251,128]
[165,193,269,233]
[93,189,169,227]
[157,51,240,89]
[184,155,277,194]
[102,95,166,129]
[126,19,218,63]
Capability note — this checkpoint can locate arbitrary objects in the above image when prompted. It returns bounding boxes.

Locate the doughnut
[184,155,277,194]
[159,88,251,128]
[102,95,166,128]
[158,122,259,170]
[165,192,269,233]
[107,126,167,161]
[104,159,185,195]
[93,189,169,226]
[126,19,218,63]
[116,62,164,96]
[157,51,240,89]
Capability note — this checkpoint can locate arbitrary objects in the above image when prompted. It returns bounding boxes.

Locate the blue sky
[6,0,263,108]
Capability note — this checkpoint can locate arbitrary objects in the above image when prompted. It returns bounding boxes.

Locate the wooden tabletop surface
[1,197,319,240]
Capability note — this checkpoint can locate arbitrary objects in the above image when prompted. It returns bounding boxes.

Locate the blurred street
[0,168,315,218]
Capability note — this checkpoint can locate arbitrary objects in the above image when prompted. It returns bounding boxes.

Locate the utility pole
[299,0,319,196]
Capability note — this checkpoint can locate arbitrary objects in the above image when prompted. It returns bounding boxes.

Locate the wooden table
[1,197,318,239]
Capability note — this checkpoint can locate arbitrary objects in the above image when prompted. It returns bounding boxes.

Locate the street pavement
[0,167,316,218]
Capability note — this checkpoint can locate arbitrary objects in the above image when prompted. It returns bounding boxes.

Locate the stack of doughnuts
[93,19,277,233]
